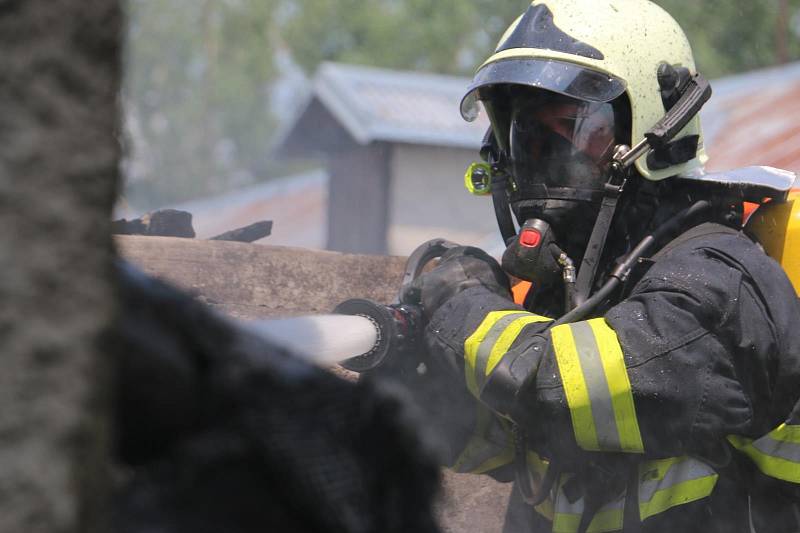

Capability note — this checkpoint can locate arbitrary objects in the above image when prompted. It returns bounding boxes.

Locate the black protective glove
[400,246,512,319]
[398,247,521,470]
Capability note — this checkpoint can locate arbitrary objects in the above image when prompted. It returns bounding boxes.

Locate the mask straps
[572,157,628,307]
[481,127,518,243]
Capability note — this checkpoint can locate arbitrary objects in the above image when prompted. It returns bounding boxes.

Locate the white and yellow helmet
[461,0,707,181]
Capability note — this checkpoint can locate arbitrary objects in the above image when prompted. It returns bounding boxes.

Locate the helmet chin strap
[572,158,628,307]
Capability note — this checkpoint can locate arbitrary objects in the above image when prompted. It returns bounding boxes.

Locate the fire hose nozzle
[334,298,422,373]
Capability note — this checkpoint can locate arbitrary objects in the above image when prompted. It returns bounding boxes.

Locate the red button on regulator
[519,229,541,248]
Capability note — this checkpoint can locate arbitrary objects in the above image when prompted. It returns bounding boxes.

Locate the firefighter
[401,0,800,531]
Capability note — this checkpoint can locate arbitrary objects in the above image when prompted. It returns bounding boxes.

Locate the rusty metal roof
[702,61,800,174]
[168,170,328,249]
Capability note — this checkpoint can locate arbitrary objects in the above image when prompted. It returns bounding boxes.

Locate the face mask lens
[508,95,617,191]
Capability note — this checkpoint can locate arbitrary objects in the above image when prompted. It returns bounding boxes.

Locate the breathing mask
[480,87,629,291]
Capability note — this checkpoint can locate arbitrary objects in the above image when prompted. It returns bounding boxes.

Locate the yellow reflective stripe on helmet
[452,405,514,475]
[638,456,718,521]
[553,473,625,533]
[728,424,800,483]
[464,310,551,397]
[551,319,644,453]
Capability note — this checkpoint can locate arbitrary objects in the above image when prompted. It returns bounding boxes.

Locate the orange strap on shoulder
[512,281,532,305]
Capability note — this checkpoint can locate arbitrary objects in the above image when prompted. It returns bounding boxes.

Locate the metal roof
[165,171,328,249]
[287,62,490,150]
[155,62,800,254]
[284,59,800,171]
[702,61,800,175]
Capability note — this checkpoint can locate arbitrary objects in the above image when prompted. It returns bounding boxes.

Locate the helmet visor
[508,91,619,199]
[461,58,626,122]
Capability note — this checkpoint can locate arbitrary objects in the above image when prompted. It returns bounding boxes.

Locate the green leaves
[654,0,800,78]
[125,0,278,207]
[279,0,529,75]
[125,0,800,209]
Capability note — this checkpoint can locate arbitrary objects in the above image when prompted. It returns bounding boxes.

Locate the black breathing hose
[552,200,711,326]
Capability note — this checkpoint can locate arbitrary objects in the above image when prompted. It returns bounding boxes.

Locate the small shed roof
[278,62,490,153]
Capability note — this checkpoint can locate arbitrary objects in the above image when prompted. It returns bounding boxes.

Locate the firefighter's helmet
[461,0,707,182]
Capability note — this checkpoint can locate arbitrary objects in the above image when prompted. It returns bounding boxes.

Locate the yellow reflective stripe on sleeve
[484,315,553,376]
[588,319,644,453]
[549,456,717,531]
[464,310,551,398]
[551,323,598,450]
[465,311,526,397]
[553,473,625,533]
[526,451,555,521]
[553,509,624,533]
[728,424,800,483]
[551,320,643,453]
[638,456,718,521]
[451,405,514,475]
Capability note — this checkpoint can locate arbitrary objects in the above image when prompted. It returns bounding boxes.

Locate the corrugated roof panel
[312,62,490,149]
[703,61,800,175]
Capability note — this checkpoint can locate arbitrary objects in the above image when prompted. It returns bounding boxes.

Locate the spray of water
[245,314,380,366]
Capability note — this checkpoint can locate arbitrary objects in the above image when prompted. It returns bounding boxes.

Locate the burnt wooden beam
[210,220,273,243]
[113,209,196,238]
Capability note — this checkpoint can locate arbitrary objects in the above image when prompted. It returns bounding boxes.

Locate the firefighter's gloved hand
[401,246,511,319]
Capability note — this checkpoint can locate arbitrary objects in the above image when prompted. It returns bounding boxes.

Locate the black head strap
[481,128,518,243]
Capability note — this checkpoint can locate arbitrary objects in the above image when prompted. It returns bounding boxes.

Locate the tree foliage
[282,0,800,79]
[125,0,277,208]
[654,0,800,78]
[280,0,529,75]
[125,0,800,209]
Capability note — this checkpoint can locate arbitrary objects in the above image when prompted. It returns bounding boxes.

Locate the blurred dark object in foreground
[112,262,440,533]
[112,209,196,238]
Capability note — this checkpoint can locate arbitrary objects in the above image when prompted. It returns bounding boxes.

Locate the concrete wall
[388,144,500,256]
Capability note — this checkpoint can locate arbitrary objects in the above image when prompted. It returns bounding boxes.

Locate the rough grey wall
[0,1,122,531]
